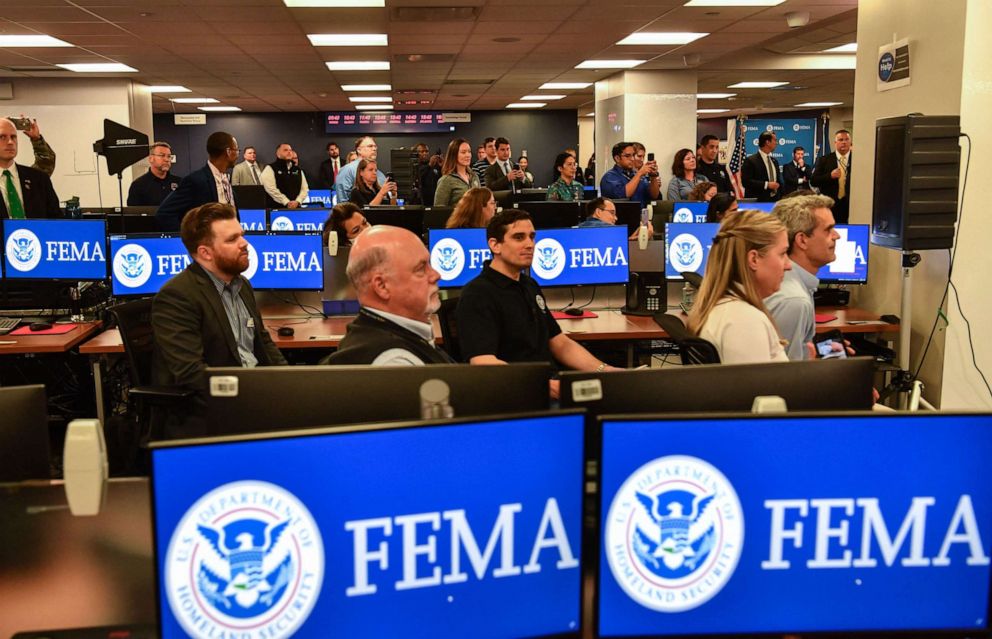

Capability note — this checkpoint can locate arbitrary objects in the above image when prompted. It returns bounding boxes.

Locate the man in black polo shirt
[456,209,618,398]
[324,226,453,366]
[696,134,732,193]
[127,141,181,206]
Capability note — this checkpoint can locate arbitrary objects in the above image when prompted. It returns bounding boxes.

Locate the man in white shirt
[260,142,308,209]
[231,146,262,186]
[318,142,341,189]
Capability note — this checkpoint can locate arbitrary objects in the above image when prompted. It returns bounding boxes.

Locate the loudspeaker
[871,114,960,250]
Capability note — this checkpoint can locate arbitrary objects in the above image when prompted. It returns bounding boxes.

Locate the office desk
[0,322,102,355]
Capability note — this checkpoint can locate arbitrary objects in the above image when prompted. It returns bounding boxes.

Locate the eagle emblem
[11,237,34,263]
[675,241,699,268]
[633,490,717,575]
[436,246,460,272]
[536,245,559,271]
[120,253,144,279]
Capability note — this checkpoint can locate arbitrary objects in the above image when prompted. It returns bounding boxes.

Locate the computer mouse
[29,321,53,332]
[563,308,585,317]
[277,326,295,337]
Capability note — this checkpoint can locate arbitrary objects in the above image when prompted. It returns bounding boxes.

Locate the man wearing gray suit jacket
[231,146,263,186]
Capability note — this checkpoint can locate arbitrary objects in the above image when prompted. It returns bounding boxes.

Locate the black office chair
[436,296,462,362]
[652,312,721,365]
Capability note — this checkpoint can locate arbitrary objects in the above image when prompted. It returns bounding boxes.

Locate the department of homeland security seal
[605,455,743,612]
[164,480,324,638]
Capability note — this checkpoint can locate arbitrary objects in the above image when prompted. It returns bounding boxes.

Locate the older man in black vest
[323,225,453,366]
[260,142,309,209]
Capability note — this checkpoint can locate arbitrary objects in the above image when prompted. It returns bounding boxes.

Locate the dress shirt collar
[364,307,434,341]
[790,258,820,292]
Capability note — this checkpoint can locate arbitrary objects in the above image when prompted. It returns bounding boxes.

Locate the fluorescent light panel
[349,96,392,102]
[540,82,592,90]
[170,97,219,104]
[795,102,843,107]
[697,109,729,114]
[342,84,391,91]
[698,92,736,99]
[308,34,387,47]
[824,43,857,53]
[147,85,191,93]
[326,61,389,71]
[57,63,137,72]
[0,35,73,47]
[728,81,788,88]
[521,95,565,100]
[199,106,242,112]
[286,0,383,5]
[576,59,645,69]
[684,0,785,6]
[506,103,546,109]
[355,104,393,110]
[584,112,595,117]
[618,32,708,45]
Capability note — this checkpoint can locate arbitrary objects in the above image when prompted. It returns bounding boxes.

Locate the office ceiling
[0,0,857,116]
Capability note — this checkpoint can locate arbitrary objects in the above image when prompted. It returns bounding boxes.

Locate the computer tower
[871,114,960,251]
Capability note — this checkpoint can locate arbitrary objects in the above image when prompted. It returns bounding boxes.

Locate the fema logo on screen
[879,51,895,81]
[669,233,704,273]
[531,238,566,280]
[113,244,153,288]
[164,480,324,639]
[5,229,42,272]
[271,216,294,231]
[793,123,801,132]
[243,241,259,280]
[673,207,693,223]
[605,455,743,612]
[430,237,465,281]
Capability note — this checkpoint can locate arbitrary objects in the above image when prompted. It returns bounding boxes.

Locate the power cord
[949,278,992,398]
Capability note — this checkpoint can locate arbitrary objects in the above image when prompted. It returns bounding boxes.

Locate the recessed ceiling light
[199,106,242,112]
[521,95,565,100]
[795,102,843,107]
[308,34,387,47]
[147,85,191,93]
[170,97,219,104]
[698,92,736,99]
[697,108,730,114]
[355,104,393,110]
[728,81,788,89]
[349,96,392,102]
[57,63,137,73]
[342,84,391,91]
[0,35,73,47]
[507,102,546,109]
[823,43,857,53]
[285,0,384,6]
[540,82,592,90]
[684,0,785,6]
[576,59,645,69]
[617,32,708,45]
[326,61,390,71]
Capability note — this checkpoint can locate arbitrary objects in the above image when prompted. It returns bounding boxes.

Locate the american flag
[727,116,747,199]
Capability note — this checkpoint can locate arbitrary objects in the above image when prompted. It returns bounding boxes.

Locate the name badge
[246,318,255,329]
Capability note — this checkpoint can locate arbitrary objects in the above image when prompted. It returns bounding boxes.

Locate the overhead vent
[390,6,478,22]
[392,53,455,64]
[444,79,494,86]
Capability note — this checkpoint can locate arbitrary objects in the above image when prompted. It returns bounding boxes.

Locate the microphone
[327,231,339,257]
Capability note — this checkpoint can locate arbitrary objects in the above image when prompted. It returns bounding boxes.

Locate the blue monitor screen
[239,209,266,232]
[243,233,323,290]
[151,412,584,639]
[740,201,776,213]
[597,413,992,637]
[305,189,335,207]
[110,234,189,296]
[3,219,108,281]
[268,209,328,232]
[430,226,630,289]
[817,224,869,283]
[671,201,709,223]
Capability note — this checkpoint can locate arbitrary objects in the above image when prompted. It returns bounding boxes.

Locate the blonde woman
[686,209,791,363]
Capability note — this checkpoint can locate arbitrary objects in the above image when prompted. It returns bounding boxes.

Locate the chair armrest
[128,385,195,405]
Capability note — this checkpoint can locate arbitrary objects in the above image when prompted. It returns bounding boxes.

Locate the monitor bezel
[242,230,325,292]
[2,218,110,283]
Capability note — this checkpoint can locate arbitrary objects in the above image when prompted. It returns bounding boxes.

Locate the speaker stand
[880,251,924,408]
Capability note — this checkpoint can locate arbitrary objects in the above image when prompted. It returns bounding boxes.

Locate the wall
[940,0,992,409]
[578,115,594,169]
[153,109,579,189]
[1,78,152,207]
[850,0,969,405]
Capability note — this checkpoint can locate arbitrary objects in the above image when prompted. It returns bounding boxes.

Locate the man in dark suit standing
[0,117,60,219]
[741,131,781,202]
[155,131,239,231]
[812,129,852,224]
[484,137,526,192]
[151,202,287,439]
[781,146,814,196]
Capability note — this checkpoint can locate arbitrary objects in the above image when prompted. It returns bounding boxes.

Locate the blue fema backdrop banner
[3,219,107,280]
[743,119,817,164]
[110,233,323,295]
[598,414,992,636]
[152,413,584,639]
[429,226,629,289]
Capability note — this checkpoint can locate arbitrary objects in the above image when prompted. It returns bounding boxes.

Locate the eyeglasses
[151,153,176,162]
[597,207,617,217]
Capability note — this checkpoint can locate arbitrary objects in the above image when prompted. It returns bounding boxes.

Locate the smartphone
[385,172,395,182]
[813,329,847,359]
[512,163,520,171]
[9,117,30,131]
[647,152,655,162]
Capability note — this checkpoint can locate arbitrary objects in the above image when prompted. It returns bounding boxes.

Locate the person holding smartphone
[764,193,841,360]
[349,159,395,207]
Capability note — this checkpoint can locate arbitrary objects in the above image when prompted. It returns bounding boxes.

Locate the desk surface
[0,321,102,355]
[78,306,895,356]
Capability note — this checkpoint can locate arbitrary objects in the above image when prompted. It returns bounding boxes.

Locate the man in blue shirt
[598,141,660,207]
[334,135,386,202]
[578,197,653,238]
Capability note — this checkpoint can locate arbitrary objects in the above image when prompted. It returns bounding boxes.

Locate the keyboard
[0,317,21,335]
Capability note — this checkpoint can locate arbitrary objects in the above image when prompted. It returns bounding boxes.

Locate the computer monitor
[238,208,266,232]
[0,384,49,482]
[109,233,189,296]
[422,206,453,230]
[561,357,875,414]
[596,412,992,636]
[613,201,645,237]
[515,201,582,230]
[201,363,552,435]
[362,206,425,236]
[583,185,598,199]
[150,410,583,639]
[241,232,323,291]
[664,223,869,283]
[2,219,108,281]
[670,201,709,223]
[428,227,630,289]
[304,188,335,207]
[232,184,266,210]
[267,208,328,232]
